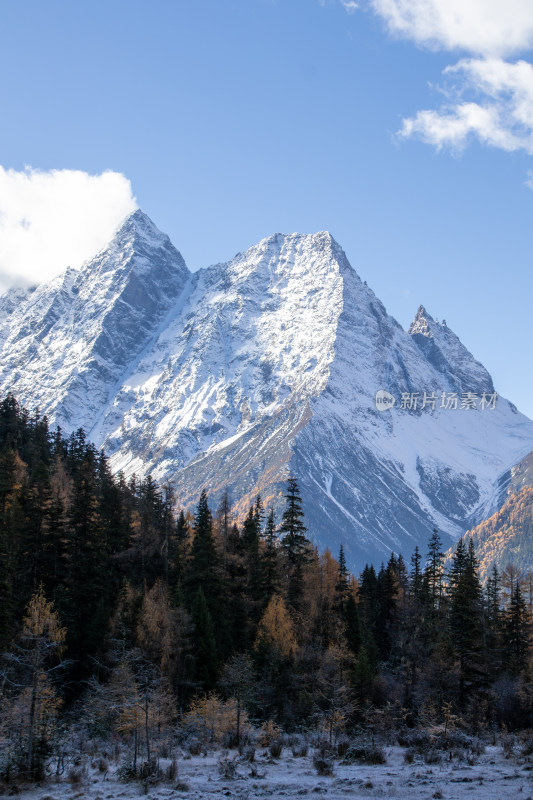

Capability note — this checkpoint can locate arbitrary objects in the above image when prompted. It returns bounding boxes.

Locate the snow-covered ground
[7,742,533,800]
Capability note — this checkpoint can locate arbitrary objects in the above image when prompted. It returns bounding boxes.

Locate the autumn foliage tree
[0,587,66,779]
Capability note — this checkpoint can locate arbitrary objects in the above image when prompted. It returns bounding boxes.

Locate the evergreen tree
[259,508,279,603]
[344,593,361,656]
[449,538,485,706]
[425,528,444,606]
[410,546,424,601]
[278,477,310,614]
[242,501,262,610]
[190,587,218,690]
[485,565,503,675]
[503,582,531,675]
[185,490,221,620]
[447,538,467,596]
[334,544,349,615]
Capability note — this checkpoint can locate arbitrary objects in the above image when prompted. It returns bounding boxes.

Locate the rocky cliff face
[1,211,532,568]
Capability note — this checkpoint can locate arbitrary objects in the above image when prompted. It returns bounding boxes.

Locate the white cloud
[368,0,533,57]
[339,0,359,12]
[338,0,533,165]
[0,167,137,292]
[399,58,533,154]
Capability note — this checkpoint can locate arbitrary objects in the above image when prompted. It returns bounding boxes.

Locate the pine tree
[485,565,502,676]
[503,582,531,675]
[447,538,467,596]
[185,490,221,622]
[279,477,310,614]
[410,546,424,601]
[449,538,485,706]
[343,593,361,656]
[242,500,262,609]
[425,529,444,606]
[190,587,218,690]
[335,545,349,615]
[260,508,279,603]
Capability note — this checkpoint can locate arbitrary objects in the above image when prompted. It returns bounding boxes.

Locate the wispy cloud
[339,0,359,12]
[0,167,137,292]
[340,0,533,167]
[399,58,533,155]
[368,0,533,57]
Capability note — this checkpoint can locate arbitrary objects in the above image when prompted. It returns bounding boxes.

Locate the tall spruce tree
[260,508,279,603]
[185,490,221,622]
[485,565,503,675]
[190,587,218,690]
[503,582,531,675]
[335,544,349,615]
[425,528,445,607]
[278,477,310,614]
[449,538,485,706]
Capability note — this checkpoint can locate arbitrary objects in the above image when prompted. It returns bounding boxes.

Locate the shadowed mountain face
[1,211,532,569]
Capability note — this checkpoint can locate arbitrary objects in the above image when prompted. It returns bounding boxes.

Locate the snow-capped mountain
[1,210,532,569]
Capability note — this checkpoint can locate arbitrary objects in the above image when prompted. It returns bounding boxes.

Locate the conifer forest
[1,394,532,789]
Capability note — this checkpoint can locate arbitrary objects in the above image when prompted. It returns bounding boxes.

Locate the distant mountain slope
[1,211,532,569]
[445,450,533,581]
[508,450,533,495]
[450,485,533,582]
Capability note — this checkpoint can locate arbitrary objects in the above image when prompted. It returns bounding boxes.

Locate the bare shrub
[520,732,533,756]
[269,739,283,758]
[139,758,159,781]
[218,754,237,779]
[240,745,255,763]
[165,758,178,781]
[424,749,442,765]
[342,743,385,764]
[117,760,137,781]
[502,735,516,759]
[336,737,350,757]
[313,755,333,776]
[397,729,431,750]
[222,729,240,749]
[187,738,202,756]
[67,766,86,785]
[365,745,386,764]
[292,740,308,757]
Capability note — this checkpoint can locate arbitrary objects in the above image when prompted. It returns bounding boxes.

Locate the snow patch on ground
[8,744,533,800]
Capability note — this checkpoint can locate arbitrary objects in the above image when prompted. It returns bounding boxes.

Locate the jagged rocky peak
[82,207,189,284]
[225,229,348,282]
[113,207,171,246]
[408,304,494,395]
[408,304,442,337]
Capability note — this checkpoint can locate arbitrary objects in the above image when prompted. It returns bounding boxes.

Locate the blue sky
[1,0,532,417]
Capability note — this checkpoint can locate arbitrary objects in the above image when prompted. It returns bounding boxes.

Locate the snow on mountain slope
[0,210,190,433]
[0,211,531,568]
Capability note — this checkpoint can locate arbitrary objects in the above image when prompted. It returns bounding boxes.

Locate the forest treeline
[0,394,532,781]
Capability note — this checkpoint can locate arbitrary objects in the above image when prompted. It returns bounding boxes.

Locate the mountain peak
[408,304,494,394]
[83,208,189,287]
[110,208,176,253]
[409,304,433,337]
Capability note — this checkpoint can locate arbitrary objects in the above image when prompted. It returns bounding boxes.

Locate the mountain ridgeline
[0,209,532,567]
